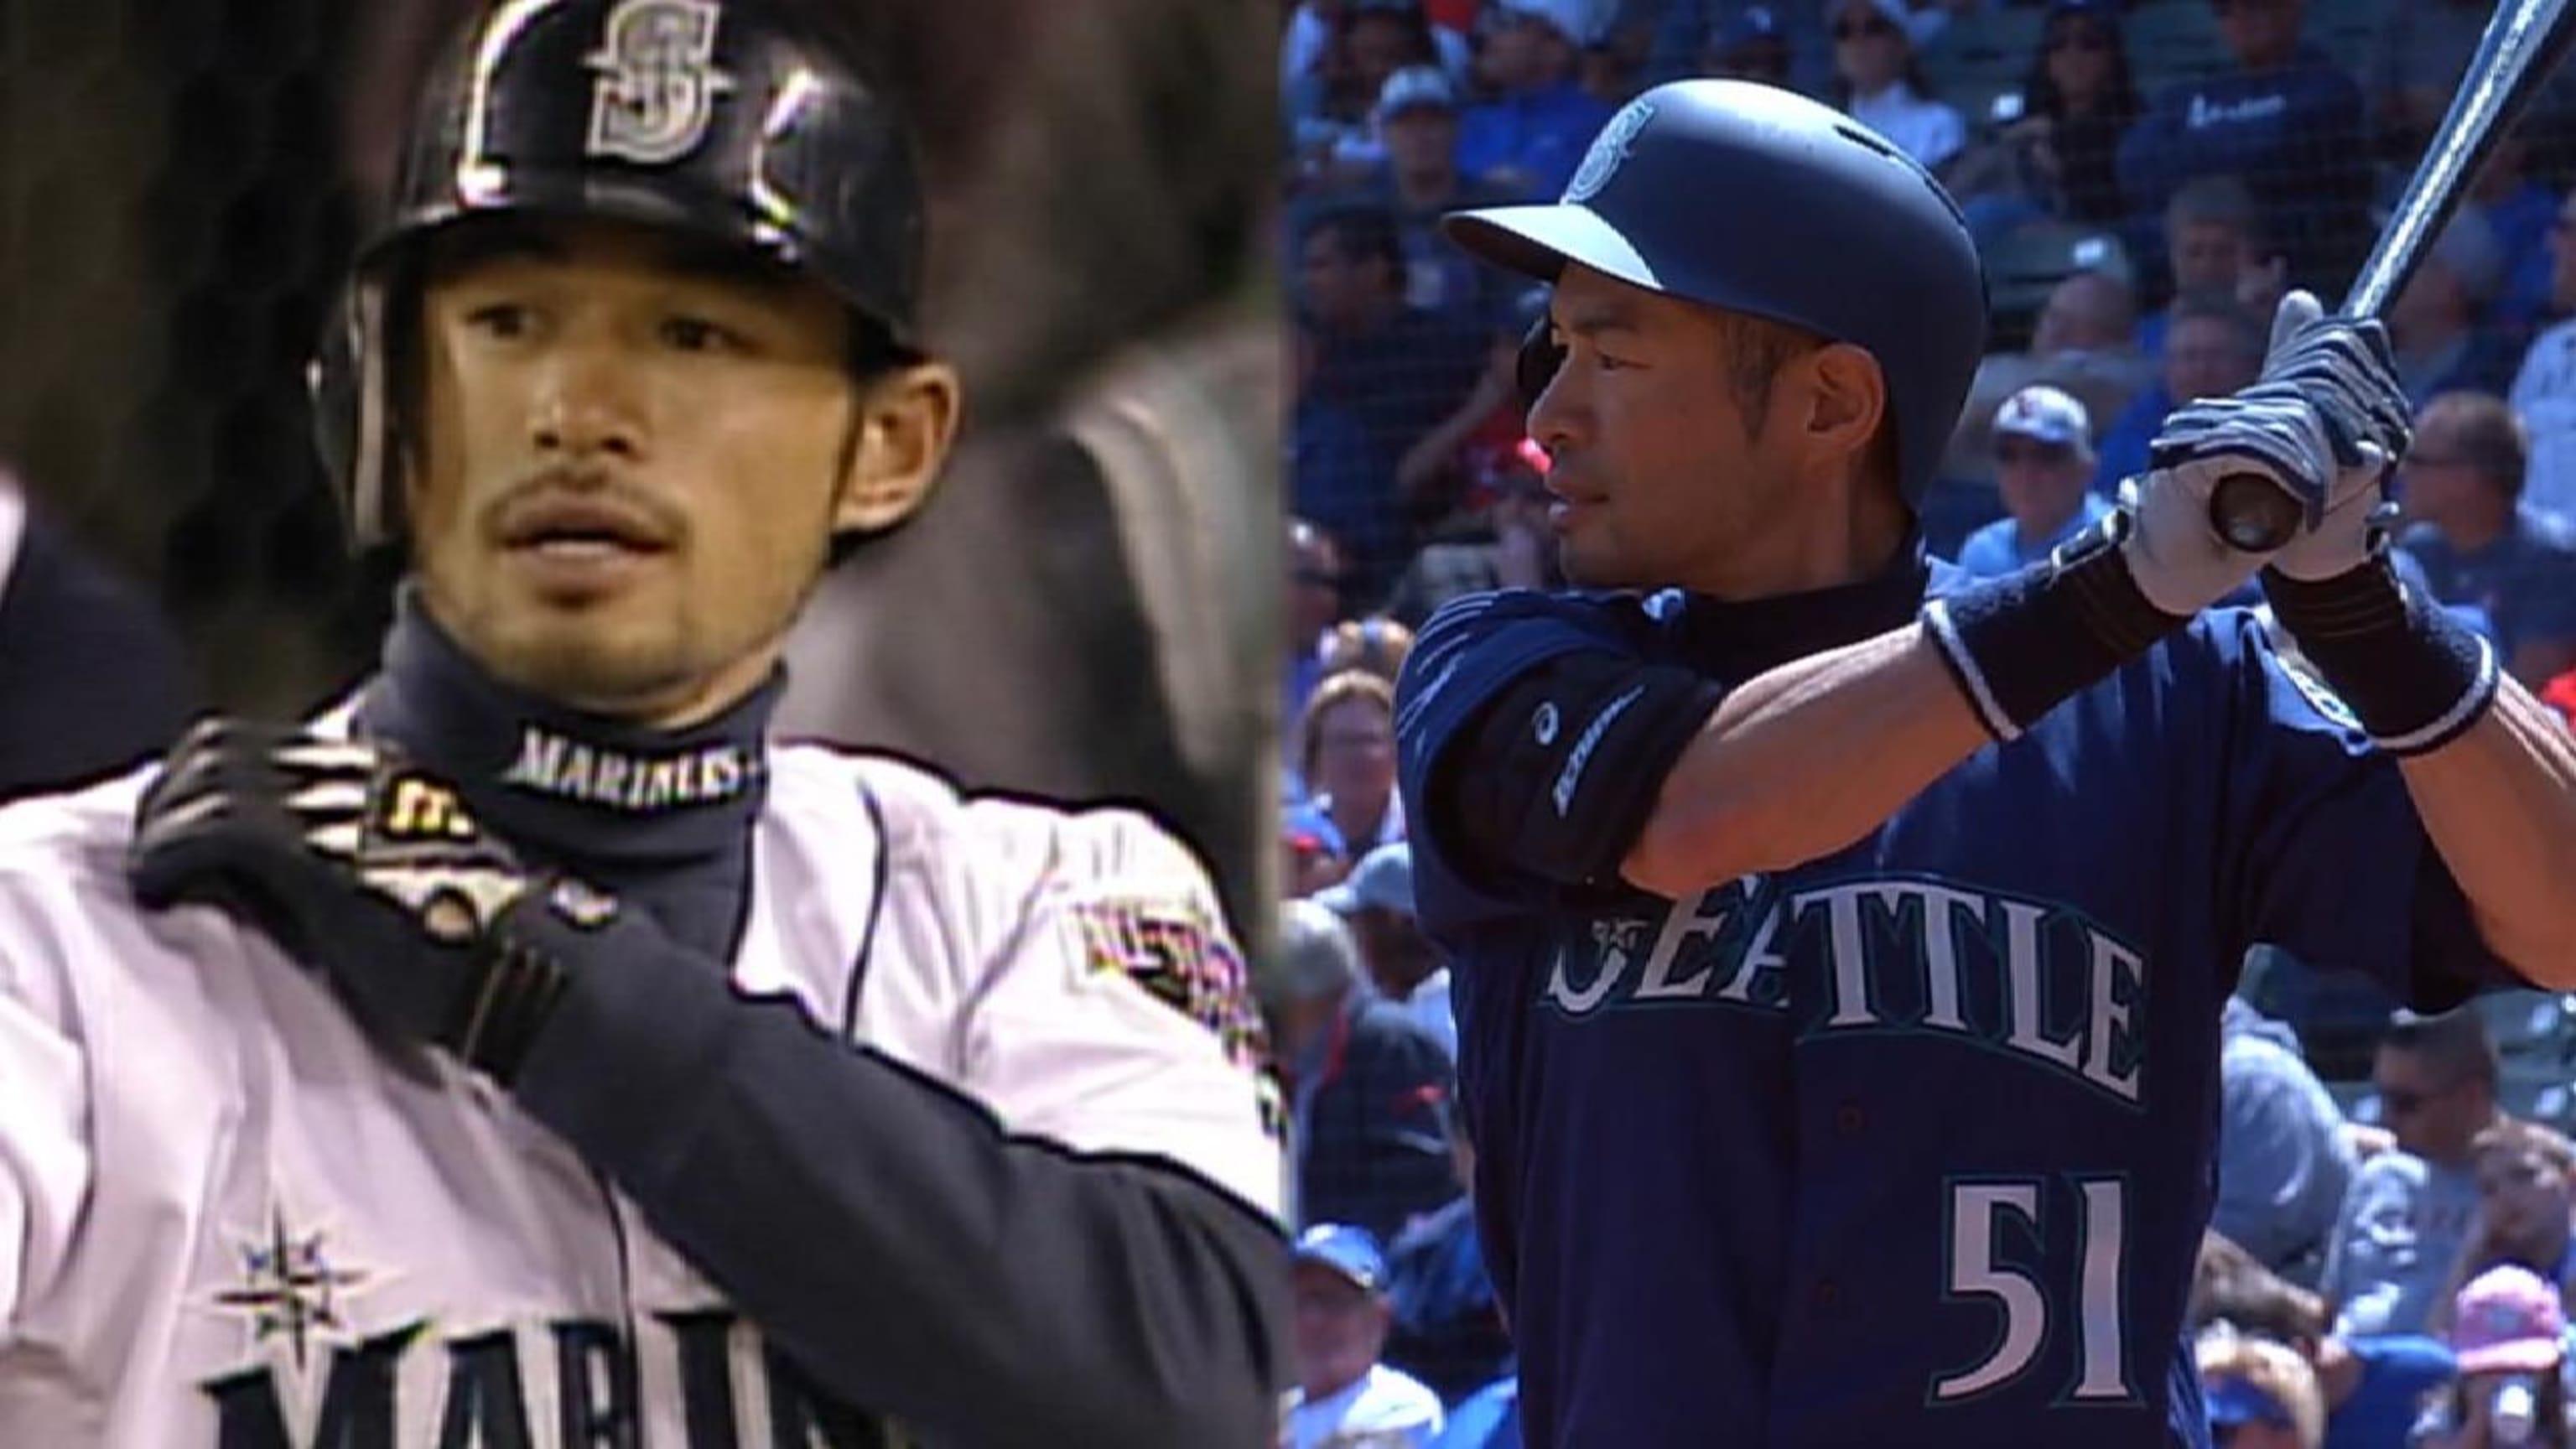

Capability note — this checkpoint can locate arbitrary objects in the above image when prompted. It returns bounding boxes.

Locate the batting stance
[1396,80,2576,1447]
[0,2,1287,1444]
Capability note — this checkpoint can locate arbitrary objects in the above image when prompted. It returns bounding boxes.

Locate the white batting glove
[2119,291,2412,610]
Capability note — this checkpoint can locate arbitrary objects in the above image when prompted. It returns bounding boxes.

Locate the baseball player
[0,2,1287,1445]
[1394,80,2576,1446]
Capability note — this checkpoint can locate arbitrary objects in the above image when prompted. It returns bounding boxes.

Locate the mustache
[480,467,686,549]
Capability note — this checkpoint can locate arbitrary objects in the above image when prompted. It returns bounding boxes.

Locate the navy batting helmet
[1443,80,1987,510]
[310,0,927,546]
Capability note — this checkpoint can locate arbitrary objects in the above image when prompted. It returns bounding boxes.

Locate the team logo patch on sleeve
[2280,652,2362,732]
[1075,901,1270,1077]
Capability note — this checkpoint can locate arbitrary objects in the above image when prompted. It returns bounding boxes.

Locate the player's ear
[832,360,963,536]
[1796,342,1887,467]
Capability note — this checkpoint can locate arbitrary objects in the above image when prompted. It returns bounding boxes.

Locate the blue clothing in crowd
[2094,382,2170,497]
[1955,492,2116,577]
[2117,49,2373,288]
[1431,1379,1522,1449]
[2212,997,2354,1287]
[2402,506,2576,666]
[1454,82,1616,202]
[2327,1335,2455,1449]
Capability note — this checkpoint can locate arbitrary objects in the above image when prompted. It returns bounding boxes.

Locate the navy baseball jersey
[1394,552,2506,1448]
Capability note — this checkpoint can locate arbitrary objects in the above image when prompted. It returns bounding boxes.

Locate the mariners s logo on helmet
[1563,99,1655,205]
[584,0,738,165]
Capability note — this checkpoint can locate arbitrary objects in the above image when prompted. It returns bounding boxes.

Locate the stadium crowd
[1280,0,2576,1443]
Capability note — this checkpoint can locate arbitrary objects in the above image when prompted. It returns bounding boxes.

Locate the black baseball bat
[2206,0,2576,553]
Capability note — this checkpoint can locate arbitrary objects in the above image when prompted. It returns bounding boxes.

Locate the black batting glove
[127,718,621,1083]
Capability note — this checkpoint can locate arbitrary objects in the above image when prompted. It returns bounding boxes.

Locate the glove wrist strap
[1923,509,2191,740]
[445,887,594,1083]
[2262,558,2500,755]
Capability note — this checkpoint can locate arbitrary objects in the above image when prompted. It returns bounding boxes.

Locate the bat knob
[2208,473,2304,553]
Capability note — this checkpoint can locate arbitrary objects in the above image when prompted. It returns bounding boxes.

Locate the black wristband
[2262,558,2500,755]
[1922,510,2191,740]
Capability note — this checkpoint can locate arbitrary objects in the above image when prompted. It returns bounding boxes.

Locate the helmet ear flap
[309,274,402,549]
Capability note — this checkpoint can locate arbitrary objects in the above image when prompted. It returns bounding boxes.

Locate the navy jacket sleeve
[2212,613,2520,1009]
[1394,589,1659,936]
[503,907,1290,1449]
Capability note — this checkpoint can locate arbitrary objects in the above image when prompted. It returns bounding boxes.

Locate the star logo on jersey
[205,1207,384,1373]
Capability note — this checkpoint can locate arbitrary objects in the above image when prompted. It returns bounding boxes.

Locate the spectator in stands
[1295,322,1397,607]
[1291,0,1453,190]
[1457,0,1618,201]
[1333,67,1524,335]
[2094,289,2269,493]
[1699,5,1794,89]
[1322,615,1420,686]
[1286,517,1353,794]
[1298,202,1496,594]
[1285,0,1474,104]
[2139,176,2277,357]
[2116,0,2371,297]
[1955,384,2111,576]
[2508,187,2576,524]
[2216,995,2359,1291]
[1824,0,1966,174]
[1945,269,2157,483]
[2191,1230,2456,1449]
[2416,1265,2573,1449]
[2324,1008,2504,1339]
[2199,1332,2327,1449]
[2438,1119,2576,1321]
[1386,1098,1513,1408]
[2366,0,2576,171]
[2397,392,2576,688]
[1951,0,2142,236]
[0,465,195,803]
[1291,670,1409,866]
[1386,438,1563,627]
[1320,842,1454,1063]
[2475,132,2562,346]
[1270,901,1458,1245]
[1288,1223,1447,1449]
[2385,214,2521,408]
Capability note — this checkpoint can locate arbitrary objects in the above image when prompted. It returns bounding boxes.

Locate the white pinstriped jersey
[0,736,1283,1446]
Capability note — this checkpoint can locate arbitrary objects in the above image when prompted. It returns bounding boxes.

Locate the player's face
[2476,1146,2573,1254]
[1291,1262,1390,1399]
[1310,696,1398,813]
[1531,267,1888,598]
[408,216,958,724]
[1994,434,2091,529]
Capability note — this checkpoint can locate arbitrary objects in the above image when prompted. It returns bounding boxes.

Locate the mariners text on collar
[499,727,761,813]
